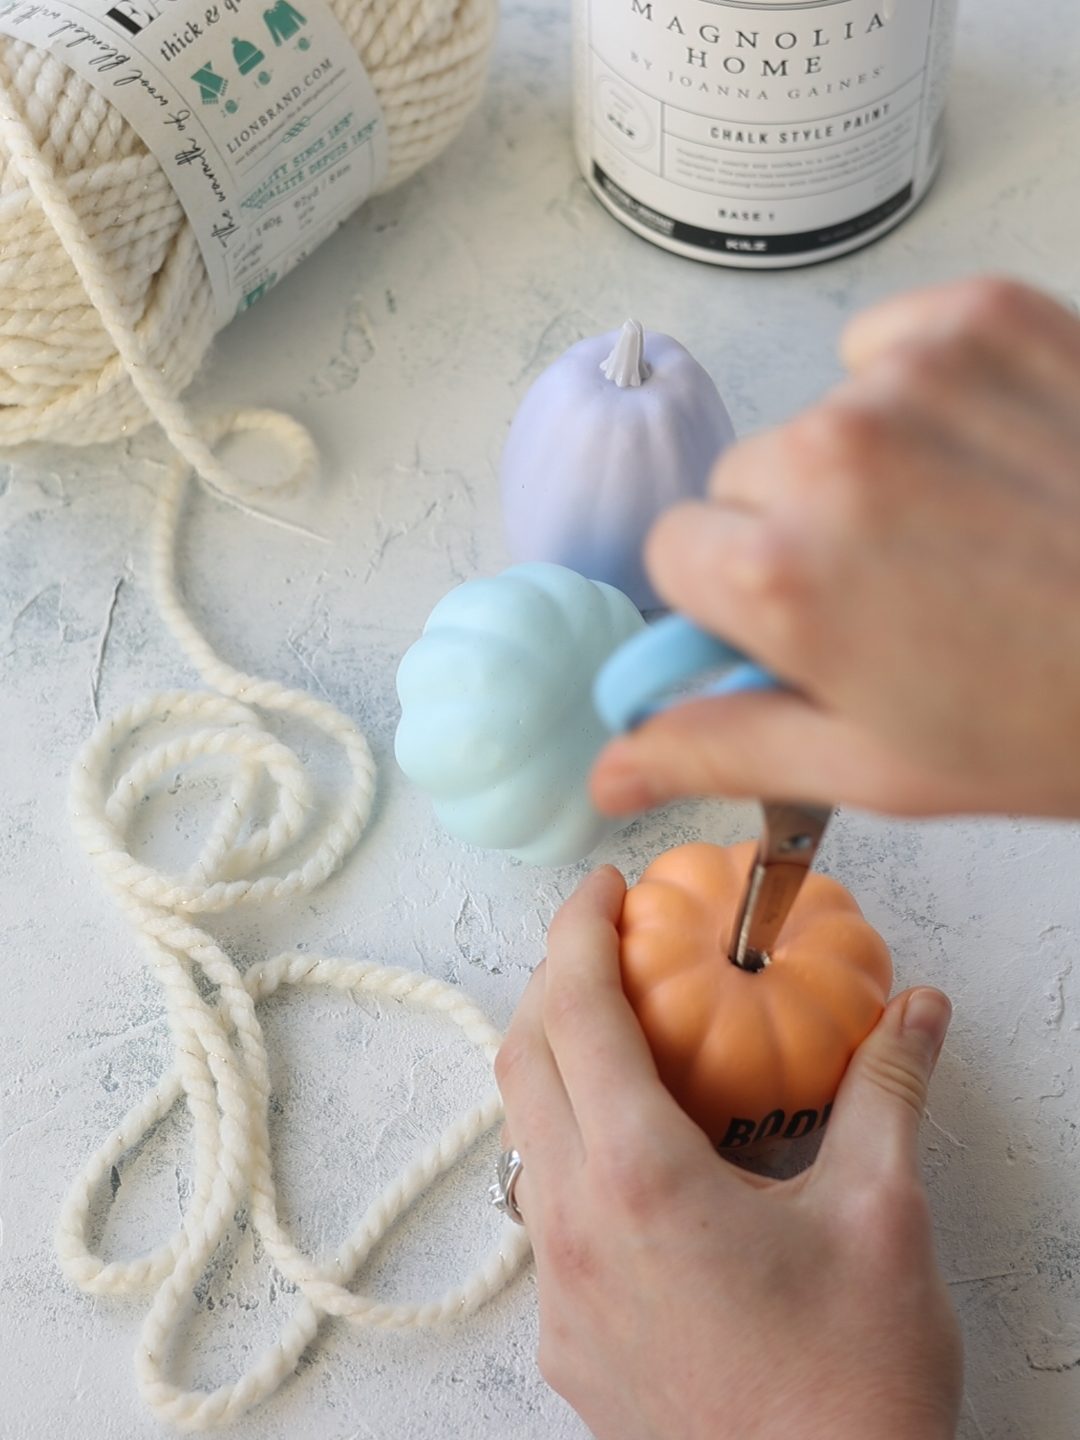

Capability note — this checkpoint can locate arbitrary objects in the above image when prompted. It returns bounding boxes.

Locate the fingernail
[901,988,952,1064]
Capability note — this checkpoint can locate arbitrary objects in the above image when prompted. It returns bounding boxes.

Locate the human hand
[496,868,961,1440]
[591,278,1080,820]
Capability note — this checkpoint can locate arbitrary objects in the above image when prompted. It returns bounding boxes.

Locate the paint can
[572,0,959,268]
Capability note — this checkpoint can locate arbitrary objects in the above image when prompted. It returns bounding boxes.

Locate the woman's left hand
[495,867,962,1440]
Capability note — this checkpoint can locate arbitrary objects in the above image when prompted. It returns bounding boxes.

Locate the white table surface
[3,2,1080,1437]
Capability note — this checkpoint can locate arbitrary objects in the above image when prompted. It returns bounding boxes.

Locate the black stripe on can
[592,163,915,258]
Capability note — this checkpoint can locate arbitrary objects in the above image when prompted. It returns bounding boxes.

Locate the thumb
[818,988,952,1187]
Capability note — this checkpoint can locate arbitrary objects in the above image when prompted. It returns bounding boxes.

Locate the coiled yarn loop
[55,414,531,1431]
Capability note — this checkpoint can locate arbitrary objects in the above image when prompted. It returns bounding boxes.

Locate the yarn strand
[0,81,328,536]
[57,424,531,1430]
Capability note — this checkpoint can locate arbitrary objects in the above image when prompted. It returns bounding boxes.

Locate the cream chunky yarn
[0,0,496,446]
[55,412,531,1429]
[0,0,531,1426]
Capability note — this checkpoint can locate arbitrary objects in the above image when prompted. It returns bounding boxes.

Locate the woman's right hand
[591,278,1080,821]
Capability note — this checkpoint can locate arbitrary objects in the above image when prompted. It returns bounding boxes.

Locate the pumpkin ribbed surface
[620,841,892,1148]
[395,562,644,866]
[500,323,735,611]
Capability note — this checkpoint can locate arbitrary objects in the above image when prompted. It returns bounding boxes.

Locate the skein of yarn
[0,0,496,448]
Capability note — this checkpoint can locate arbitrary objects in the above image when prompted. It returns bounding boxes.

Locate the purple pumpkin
[500,320,736,611]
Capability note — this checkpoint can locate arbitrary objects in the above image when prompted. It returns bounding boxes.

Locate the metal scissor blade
[729,802,833,969]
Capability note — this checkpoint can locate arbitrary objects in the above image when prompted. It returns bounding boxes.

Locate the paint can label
[0,0,388,320]
[573,0,959,267]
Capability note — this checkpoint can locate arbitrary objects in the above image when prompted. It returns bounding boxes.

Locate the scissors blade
[729,802,833,968]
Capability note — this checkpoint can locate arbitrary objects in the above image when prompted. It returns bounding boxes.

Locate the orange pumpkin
[619,841,892,1149]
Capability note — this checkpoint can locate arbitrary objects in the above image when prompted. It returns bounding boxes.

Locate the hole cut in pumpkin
[619,841,893,1149]
[734,947,769,974]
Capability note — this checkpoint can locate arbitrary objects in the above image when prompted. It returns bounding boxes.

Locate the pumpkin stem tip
[600,319,651,388]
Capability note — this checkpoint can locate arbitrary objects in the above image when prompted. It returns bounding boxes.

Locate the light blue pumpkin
[395,563,645,865]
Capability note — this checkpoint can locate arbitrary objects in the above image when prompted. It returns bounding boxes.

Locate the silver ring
[488,1147,525,1225]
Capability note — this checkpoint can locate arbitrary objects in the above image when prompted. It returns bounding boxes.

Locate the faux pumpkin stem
[599,319,650,388]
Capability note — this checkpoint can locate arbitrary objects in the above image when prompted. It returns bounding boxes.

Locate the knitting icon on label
[232,37,272,86]
[263,0,310,49]
[191,63,239,113]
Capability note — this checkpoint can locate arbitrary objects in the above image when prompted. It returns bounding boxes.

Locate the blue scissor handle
[594,615,783,735]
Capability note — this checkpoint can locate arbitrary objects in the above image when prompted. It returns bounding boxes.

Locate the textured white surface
[2,1,1080,1436]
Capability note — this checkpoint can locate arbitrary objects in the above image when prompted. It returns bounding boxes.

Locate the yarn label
[0,0,388,321]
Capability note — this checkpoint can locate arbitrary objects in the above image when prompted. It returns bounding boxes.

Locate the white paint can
[572,0,959,268]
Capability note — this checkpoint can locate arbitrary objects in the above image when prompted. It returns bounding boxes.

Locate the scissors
[593,615,832,971]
